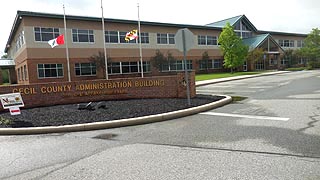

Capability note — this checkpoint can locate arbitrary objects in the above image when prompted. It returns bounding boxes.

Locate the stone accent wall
[0,72,195,110]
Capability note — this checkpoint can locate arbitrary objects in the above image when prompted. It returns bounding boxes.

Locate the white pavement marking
[200,112,290,121]
[196,90,256,93]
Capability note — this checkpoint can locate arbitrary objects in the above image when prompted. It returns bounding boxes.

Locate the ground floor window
[162,60,192,72]
[270,59,278,65]
[108,61,150,75]
[75,63,96,76]
[199,59,222,70]
[37,64,63,78]
[255,61,264,70]
[280,59,288,65]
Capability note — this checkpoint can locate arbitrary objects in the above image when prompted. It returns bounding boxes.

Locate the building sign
[0,93,24,115]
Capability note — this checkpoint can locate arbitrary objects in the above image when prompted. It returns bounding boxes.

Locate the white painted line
[200,112,290,121]
[196,90,256,93]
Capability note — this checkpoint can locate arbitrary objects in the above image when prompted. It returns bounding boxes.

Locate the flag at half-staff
[125,29,138,41]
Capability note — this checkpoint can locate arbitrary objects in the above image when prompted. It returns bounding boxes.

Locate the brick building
[4,11,307,84]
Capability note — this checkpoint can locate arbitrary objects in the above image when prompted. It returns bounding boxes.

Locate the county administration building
[4,11,307,85]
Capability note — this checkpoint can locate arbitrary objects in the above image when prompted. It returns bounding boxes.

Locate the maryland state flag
[125,29,138,42]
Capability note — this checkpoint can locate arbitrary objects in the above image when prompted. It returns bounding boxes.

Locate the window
[198,35,217,45]
[72,29,94,43]
[198,35,206,45]
[139,32,149,44]
[105,31,119,43]
[15,31,25,53]
[279,39,295,47]
[242,32,252,38]
[141,61,151,72]
[34,27,59,42]
[168,34,175,44]
[108,62,121,74]
[119,32,136,44]
[297,40,304,47]
[17,68,21,81]
[122,62,139,73]
[23,65,28,80]
[207,36,217,45]
[200,60,213,70]
[157,33,168,44]
[161,60,192,72]
[38,64,63,78]
[157,33,175,44]
[213,59,222,69]
[199,59,222,69]
[75,63,96,76]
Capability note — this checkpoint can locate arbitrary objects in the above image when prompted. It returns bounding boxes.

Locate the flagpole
[137,3,144,78]
[101,0,109,80]
[63,4,71,82]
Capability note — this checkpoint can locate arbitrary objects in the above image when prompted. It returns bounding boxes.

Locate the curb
[196,71,291,87]
[0,95,232,135]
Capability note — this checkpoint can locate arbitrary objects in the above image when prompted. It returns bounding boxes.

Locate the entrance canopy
[242,34,284,53]
[0,59,15,67]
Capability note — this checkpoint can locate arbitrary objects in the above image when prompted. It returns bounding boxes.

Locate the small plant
[0,116,12,127]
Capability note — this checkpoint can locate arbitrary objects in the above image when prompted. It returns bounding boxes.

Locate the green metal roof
[242,34,269,50]
[206,15,258,32]
[242,34,284,52]
[206,15,242,28]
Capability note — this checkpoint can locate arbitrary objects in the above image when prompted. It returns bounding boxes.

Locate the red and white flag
[48,34,65,48]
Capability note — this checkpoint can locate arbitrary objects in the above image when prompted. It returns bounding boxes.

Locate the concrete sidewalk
[196,71,290,87]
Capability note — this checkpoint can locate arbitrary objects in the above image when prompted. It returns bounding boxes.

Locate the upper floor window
[105,31,119,43]
[297,40,304,48]
[34,27,59,42]
[198,35,218,45]
[157,33,175,44]
[279,39,295,47]
[139,32,149,44]
[37,64,63,79]
[119,31,136,44]
[72,29,94,43]
[75,63,96,76]
[105,31,149,44]
[15,31,25,53]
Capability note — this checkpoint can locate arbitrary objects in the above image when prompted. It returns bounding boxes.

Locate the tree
[89,51,110,78]
[300,28,320,68]
[151,50,166,71]
[246,48,264,63]
[1,53,8,59]
[219,22,249,73]
[200,51,210,71]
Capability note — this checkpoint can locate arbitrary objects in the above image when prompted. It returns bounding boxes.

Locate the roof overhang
[0,59,15,67]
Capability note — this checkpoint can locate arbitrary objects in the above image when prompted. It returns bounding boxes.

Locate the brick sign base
[0,72,195,110]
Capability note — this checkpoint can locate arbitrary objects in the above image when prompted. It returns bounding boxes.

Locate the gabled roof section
[206,15,242,28]
[206,15,258,32]
[242,34,284,52]
[242,34,269,50]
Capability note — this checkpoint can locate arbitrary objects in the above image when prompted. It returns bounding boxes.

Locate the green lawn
[195,71,265,81]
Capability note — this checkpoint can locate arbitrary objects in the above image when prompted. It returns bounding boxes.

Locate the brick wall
[0,72,195,110]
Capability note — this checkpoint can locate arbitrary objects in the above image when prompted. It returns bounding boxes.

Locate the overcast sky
[1,0,319,56]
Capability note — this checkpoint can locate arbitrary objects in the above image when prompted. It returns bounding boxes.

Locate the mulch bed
[0,95,224,128]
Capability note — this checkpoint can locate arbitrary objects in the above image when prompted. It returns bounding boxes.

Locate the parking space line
[200,112,290,121]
